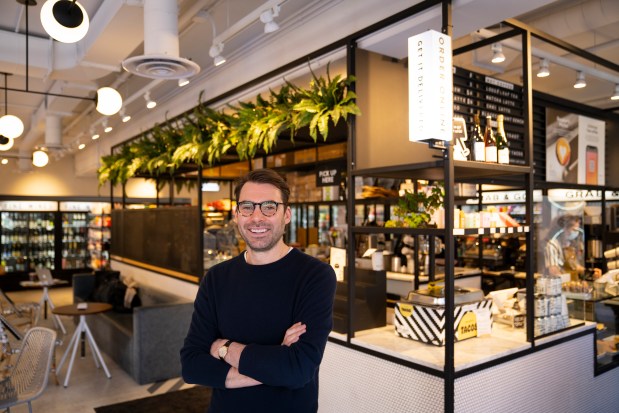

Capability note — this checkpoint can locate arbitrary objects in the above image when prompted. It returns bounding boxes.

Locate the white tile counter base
[321,322,619,413]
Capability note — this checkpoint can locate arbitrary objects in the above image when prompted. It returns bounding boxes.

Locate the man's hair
[557,214,581,229]
[234,169,290,204]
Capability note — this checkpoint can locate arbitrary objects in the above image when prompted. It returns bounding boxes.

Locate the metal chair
[0,327,57,413]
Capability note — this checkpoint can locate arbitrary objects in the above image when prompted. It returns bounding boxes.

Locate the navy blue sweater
[181,248,336,413]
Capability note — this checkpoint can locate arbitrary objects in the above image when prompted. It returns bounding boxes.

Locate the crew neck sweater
[181,248,336,413]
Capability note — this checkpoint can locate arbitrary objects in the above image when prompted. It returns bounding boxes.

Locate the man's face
[234,182,291,252]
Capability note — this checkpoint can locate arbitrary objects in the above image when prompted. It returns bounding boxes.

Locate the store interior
[0,0,618,412]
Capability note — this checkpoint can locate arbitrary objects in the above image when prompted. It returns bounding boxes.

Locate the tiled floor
[1,286,193,413]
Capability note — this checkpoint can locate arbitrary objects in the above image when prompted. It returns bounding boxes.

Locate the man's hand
[282,322,306,346]
[210,338,229,359]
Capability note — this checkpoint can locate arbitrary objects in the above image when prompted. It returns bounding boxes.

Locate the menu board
[452,67,526,165]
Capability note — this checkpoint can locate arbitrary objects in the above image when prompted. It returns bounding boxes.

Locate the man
[545,214,600,279]
[181,169,336,413]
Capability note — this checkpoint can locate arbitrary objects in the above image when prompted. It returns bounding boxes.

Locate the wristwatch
[218,340,232,361]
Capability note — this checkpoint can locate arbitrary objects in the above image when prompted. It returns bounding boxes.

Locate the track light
[40,0,90,44]
[260,5,280,33]
[491,43,505,64]
[78,142,86,150]
[144,91,156,109]
[537,58,550,78]
[102,118,112,133]
[611,84,619,101]
[573,71,586,89]
[90,126,99,140]
[119,108,131,122]
[1,158,7,165]
[178,78,189,87]
[32,149,49,167]
[209,43,226,67]
[96,87,123,116]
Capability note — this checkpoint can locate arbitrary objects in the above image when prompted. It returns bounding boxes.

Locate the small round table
[20,279,69,334]
[52,302,113,387]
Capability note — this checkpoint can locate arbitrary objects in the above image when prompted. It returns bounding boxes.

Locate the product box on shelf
[394,299,493,346]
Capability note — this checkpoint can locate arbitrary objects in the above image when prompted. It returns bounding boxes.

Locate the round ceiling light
[32,150,49,167]
[96,87,123,116]
[40,0,90,44]
[0,114,24,139]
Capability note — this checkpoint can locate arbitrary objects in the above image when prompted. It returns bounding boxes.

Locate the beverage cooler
[0,201,111,291]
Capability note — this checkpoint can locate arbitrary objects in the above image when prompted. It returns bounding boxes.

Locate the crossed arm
[210,322,307,389]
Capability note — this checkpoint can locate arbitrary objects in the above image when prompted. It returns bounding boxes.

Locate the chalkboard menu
[453,67,526,165]
[111,207,201,277]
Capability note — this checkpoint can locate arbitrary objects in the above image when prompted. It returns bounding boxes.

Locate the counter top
[386,267,481,283]
[330,320,594,372]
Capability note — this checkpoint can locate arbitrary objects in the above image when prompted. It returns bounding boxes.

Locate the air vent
[122,0,200,79]
[122,54,199,79]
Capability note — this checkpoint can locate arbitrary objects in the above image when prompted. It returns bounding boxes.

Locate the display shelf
[351,160,531,181]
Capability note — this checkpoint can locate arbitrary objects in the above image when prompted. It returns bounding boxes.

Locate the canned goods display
[534,295,548,317]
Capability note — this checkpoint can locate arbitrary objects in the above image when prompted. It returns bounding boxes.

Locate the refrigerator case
[1,212,56,274]
[61,212,90,270]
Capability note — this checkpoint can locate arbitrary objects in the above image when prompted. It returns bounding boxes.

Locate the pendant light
[0,136,14,151]
[0,73,24,140]
[491,43,505,64]
[40,0,90,44]
[96,87,123,116]
[32,149,49,167]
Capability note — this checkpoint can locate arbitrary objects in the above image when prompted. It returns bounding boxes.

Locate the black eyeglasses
[236,201,284,217]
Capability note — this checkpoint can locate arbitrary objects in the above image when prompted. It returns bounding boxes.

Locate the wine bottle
[484,115,497,163]
[496,114,510,165]
[469,113,485,162]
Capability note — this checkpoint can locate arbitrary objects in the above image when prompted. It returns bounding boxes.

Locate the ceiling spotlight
[573,71,586,89]
[260,5,281,34]
[90,126,100,140]
[78,142,86,150]
[209,43,226,66]
[611,84,619,101]
[1,159,7,165]
[96,87,123,116]
[102,118,112,133]
[32,150,49,167]
[491,43,505,64]
[0,135,14,151]
[144,91,156,109]
[119,107,131,122]
[40,0,90,44]
[536,58,550,78]
[178,78,189,87]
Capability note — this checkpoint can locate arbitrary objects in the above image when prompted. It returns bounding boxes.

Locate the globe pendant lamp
[32,149,49,167]
[40,0,90,44]
[0,135,14,152]
[96,87,123,116]
[0,73,24,140]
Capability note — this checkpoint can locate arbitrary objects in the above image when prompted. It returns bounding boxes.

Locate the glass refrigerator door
[29,212,56,271]
[1,212,29,273]
[62,212,90,269]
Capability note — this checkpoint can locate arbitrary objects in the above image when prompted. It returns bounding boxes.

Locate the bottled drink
[484,115,497,163]
[496,114,510,164]
[469,113,485,162]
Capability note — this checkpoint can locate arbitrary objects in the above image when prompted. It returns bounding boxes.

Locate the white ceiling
[0,0,617,167]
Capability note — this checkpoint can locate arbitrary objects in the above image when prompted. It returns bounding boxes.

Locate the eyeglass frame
[236,200,286,217]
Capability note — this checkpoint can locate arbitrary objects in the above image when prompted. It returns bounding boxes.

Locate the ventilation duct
[122,0,200,79]
[44,115,64,150]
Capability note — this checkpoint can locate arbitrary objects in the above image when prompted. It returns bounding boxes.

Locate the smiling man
[181,169,337,413]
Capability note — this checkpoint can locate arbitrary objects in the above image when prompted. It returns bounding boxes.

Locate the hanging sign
[408,30,453,142]
[316,166,342,187]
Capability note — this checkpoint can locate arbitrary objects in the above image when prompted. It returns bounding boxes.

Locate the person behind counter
[181,168,337,413]
[544,214,600,279]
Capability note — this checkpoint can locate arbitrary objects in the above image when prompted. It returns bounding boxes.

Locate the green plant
[98,64,360,189]
[385,182,444,228]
